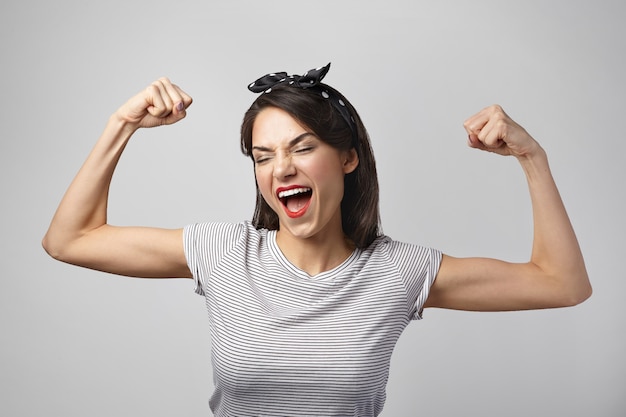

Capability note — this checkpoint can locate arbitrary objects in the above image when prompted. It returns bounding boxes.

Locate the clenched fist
[115,77,193,130]
[464,105,541,158]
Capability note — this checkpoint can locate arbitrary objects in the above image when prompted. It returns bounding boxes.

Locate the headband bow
[248,63,331,93]
[247,63,357,145]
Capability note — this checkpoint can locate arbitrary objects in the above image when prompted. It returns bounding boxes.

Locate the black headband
[248,63,358,144]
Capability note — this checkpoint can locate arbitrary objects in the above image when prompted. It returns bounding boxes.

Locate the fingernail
[176,102,184,112]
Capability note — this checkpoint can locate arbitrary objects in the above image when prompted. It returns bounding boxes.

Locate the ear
[342,148,359,174]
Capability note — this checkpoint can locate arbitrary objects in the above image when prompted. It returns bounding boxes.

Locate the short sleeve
[385,240,442,320]
[183,222,244,296]
[412,247,442,319]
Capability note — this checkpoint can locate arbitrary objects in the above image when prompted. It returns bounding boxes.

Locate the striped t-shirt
[184,221,442,417]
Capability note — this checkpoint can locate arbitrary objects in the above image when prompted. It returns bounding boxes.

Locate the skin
[426,107,592,310]
[42,78,193,278]
[42,78,592,311]
[251,107,359,275]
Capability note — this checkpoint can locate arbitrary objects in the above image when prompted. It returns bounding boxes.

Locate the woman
[42,63,591,416]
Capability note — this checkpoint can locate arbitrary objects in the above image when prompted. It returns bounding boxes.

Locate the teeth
[278,187,311,199]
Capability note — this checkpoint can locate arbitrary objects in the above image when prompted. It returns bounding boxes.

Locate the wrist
[515,140,546,163]
[109,111,140,137]
[517,145,551,182]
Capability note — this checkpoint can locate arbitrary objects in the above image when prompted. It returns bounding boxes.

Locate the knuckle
[146,83,159,94]
[492,109,507,122]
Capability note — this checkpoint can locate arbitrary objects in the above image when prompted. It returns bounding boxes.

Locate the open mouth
[277,187,312,217]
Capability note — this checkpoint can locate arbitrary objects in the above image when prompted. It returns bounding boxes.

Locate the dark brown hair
[240,84,380,248]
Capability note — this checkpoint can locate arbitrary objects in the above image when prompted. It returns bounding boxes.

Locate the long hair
[240,84,381,248]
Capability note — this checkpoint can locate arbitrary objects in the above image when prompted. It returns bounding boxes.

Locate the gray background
[1,0,624,415]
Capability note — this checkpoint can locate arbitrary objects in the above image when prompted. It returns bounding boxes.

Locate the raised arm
[425,105,592,311]
[42,78,193,278]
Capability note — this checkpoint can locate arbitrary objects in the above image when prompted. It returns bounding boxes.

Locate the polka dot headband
[248,63,358,144]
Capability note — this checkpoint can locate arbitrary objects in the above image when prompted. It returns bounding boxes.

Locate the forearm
[42,115,136,258]
[518,148,591,303]
[429,105,592,311]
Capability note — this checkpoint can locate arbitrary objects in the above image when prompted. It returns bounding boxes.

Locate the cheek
[302,158,345,195]
[254,167,275,203]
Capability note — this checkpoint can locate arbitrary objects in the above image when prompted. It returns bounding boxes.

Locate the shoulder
[358,235,441,276]
[184,221,272,294]
[184,220,264,242]
[365,235,439,261]
[183,221,267,258]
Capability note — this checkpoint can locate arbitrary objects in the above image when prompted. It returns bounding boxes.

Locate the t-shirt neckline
[267,230,360,282]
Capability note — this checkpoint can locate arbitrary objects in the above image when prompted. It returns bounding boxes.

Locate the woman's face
[251,107,358,242]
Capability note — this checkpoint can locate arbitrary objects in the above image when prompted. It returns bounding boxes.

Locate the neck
[275,228,355,276]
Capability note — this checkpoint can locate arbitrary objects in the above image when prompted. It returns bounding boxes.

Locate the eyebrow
[251,132,315,153]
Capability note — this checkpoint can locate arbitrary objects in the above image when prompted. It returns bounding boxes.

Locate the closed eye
[253,154,272,165]
[294,146,314,154]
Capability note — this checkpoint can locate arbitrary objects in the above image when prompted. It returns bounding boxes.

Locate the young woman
[42,63,591,416]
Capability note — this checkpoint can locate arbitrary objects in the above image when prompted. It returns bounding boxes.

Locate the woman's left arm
[425,105,592,311]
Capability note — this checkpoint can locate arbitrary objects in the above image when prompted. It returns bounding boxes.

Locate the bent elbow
[42,233,59,260]
[559,276,592,307]
[42,232,70,263]
[570,283,592,306]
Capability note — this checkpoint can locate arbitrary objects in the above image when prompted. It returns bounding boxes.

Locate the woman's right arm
[42,78,194,278]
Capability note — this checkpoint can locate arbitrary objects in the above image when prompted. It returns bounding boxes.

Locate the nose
[273,153,296,180]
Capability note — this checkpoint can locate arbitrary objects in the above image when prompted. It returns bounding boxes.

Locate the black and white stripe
[184,221,441,417]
